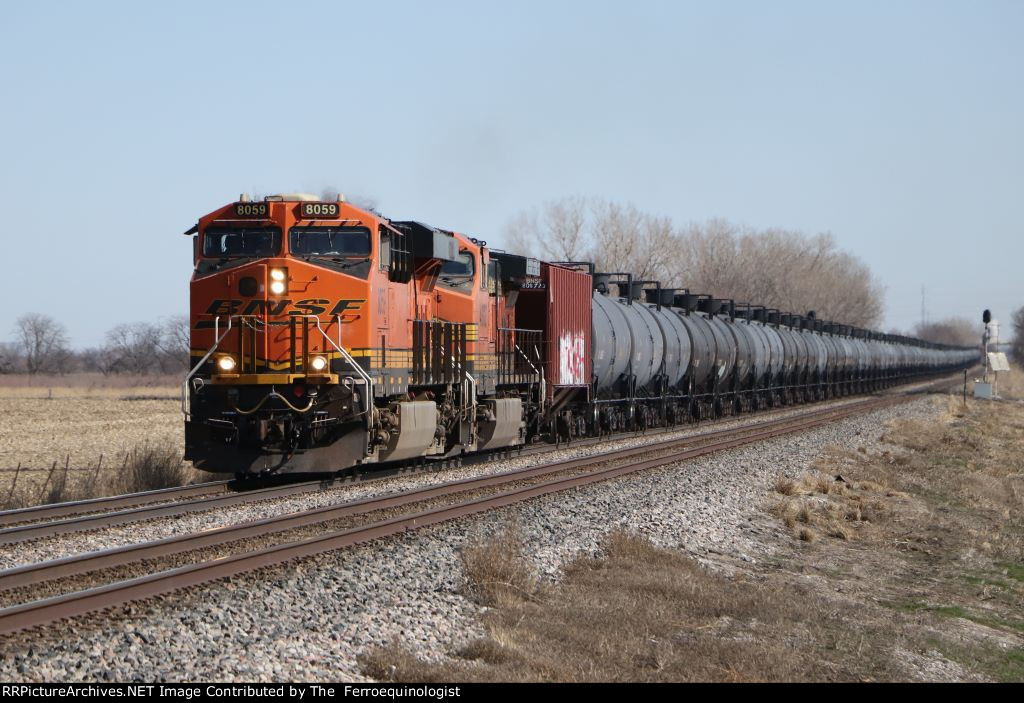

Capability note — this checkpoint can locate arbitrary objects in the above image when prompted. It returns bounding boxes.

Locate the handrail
[436,343,476,422]
[513,343,541,376]
[181,316,234,419]
[181,314,375,430]
[313,315,375,429]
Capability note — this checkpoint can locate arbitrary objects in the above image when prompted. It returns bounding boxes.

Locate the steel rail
[0,370,958,536]
[0,482,231,528]
[0,372,962,545]
[0,395,895,593]
[0,392,887,544]
[0,389,918,635]
[0,478,341,546]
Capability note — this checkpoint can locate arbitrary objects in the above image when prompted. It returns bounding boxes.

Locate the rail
[0,383,953,635]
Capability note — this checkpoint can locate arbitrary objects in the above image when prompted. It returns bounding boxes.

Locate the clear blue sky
[1,1,1020,347]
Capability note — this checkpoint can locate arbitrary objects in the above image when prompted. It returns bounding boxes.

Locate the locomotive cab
[183,195,537,476]
[184,194,414,475]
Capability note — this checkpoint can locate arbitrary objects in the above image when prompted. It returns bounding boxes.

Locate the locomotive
[182,194,976,476]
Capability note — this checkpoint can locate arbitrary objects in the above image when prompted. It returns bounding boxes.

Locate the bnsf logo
[202,298,364,318]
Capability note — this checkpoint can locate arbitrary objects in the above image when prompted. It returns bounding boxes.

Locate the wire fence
[2,453,131,510]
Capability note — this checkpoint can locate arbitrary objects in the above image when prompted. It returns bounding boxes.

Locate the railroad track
[0,481,231,529]
[0,375,955,545]
[0,383,946,636]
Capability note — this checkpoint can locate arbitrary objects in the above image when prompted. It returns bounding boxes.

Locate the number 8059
[301,202,340,218]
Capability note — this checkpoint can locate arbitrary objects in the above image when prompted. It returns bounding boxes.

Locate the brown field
[0,372,183,398]
[0,374,188,508]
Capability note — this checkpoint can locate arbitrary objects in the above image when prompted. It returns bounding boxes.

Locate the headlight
[310,355,328,372]
[269,267,288,295]
[217,356,237,372]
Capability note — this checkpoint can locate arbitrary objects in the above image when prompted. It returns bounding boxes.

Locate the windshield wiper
[440,275,471,286]
[329,257,371,269]
[209,255,258,270]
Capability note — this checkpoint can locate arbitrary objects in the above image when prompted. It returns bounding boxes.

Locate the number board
[298,202,342,219]
[234,202,269,217]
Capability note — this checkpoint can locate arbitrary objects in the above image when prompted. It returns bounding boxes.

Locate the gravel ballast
[0,396,943,681]
[0,395,877,570]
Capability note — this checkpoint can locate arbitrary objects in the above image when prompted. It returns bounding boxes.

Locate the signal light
[217,356,237,373]
[310,355,328,372]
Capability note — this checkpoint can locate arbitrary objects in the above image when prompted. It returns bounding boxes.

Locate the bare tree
[589,200,676,282]
[158,315,191,373]
[103,323,165,375]
[75,347,113,375]
[502,195,679,281]
[0,342,22,374]
[1012,306,1024,361]
[669,221,884,327]
[96,318,191,376]
[14,313,70,375]
[502,195,591,261]
[502,197,885,327]
[914,317,977,347]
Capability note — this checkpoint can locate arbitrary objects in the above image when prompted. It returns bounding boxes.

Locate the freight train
[182,194,977,476]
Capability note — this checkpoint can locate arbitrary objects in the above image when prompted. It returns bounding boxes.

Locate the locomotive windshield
[289,226,371,258]
[439,251,475,289]
[203,227,281,258]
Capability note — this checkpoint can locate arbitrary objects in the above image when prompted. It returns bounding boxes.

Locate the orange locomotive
[183,194,592,476]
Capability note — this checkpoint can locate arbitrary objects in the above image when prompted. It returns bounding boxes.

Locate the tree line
[909,318,978,348]
[1013,308,1024,361]
[503,197,1023,355]
[0,313,190,376]
[504,196,886,328]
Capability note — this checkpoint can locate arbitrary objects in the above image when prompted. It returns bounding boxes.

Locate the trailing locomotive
[182,194,977,476]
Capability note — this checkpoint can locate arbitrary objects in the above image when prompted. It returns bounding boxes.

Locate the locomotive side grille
[412,320,468,386]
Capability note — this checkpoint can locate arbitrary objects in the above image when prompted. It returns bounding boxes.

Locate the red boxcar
[514,262,592,405]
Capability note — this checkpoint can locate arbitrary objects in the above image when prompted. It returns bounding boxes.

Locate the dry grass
[110,444,192,494]
[0,396,180,467]
[460,525,538,608]
[0,374,189,508]
[2,442,195,509]
[1,394,180,458]
[0,372,182,398]
[769,470,890,543]
[763,371,1024,681]
[361,528,909,682]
